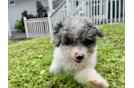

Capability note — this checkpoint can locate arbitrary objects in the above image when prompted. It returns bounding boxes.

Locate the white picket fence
[50,0,125,27]
[24,0,125,39]
[23,17,50,39]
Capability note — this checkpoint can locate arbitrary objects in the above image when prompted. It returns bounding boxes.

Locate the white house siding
[8,0,48,31]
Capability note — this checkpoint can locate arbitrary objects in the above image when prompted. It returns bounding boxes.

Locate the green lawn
[8,23,125,88]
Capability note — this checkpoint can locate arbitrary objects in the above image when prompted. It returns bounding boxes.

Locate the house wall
[8,0,48,31]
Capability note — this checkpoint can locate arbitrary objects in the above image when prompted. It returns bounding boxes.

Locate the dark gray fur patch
[53,22,63,35]
[51,16,104,47]
[51,22,63,47]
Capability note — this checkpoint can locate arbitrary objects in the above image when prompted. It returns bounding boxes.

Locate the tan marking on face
[87,44,95,55]
[67,32,78,41]
[86,37,92,40]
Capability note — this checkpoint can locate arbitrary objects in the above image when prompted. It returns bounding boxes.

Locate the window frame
[9,0,15,6]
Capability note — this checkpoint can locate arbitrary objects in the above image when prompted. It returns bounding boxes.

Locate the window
[52,0,63,9]
[9,0,15,6]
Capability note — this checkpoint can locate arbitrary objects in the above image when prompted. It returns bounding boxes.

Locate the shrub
[15,20,25,32]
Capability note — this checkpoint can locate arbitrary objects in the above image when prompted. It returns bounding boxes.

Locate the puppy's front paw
[88,75,109,88]
[49,65,60,74]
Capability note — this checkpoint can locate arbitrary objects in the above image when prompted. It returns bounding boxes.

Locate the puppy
[49,16,109,88]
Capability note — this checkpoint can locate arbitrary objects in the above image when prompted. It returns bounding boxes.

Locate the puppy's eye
[65,39,73,46]
[82,39,95,46]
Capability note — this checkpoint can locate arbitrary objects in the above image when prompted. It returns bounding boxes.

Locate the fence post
[110,0,112,23]
[90,0,92,20]
[48,11,53,37]
[123,0,125,22]
[23,17,29,39]
[99,0,102,24]
[106,0,108,23]
[119,0,121,22]
[8,21,11,37]
[115,0,117,23]
[84,1,86,16]
[48,0,53,11]
[66,0,70,16]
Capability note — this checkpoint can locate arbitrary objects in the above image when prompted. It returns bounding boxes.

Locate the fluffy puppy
[49,16,109,88]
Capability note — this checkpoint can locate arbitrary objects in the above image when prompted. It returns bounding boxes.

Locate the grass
[8,23,125,88]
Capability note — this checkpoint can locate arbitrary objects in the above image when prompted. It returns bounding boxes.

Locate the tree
[36,1,48,17]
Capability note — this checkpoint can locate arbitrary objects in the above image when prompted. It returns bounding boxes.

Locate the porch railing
[23,17,50,39]
[24,0,125,39]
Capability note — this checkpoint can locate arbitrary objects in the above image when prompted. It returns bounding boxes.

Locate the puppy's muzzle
[75,52,84,63]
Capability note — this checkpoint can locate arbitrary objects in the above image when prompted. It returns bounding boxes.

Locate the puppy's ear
[51,22,63,47]
[95,26,104,37]
[87,23,104,38]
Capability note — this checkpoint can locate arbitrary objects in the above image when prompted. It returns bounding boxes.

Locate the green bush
[15,20,25,32]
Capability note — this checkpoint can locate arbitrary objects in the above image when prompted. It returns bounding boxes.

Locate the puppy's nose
[75,52,84,60]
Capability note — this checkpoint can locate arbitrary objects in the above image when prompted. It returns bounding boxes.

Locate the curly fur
[49,16,108,88]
